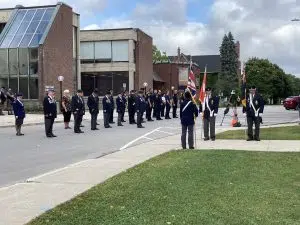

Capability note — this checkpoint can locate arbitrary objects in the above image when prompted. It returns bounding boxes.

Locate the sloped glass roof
[0,7,55,48]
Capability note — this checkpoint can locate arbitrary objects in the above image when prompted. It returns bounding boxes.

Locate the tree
[153,45,169,63]
[217,32,239,96]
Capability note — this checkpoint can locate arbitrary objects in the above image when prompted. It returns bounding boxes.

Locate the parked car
[283,96,300,110]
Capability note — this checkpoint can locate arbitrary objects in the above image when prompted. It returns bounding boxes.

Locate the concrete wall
[135,29,153,90]
[38,4,74,101]
[81,62,136,73]
[80,29,137,41]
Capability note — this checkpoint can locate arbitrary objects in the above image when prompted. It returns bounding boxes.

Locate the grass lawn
[27,151,300,225]
[216,125,300,140]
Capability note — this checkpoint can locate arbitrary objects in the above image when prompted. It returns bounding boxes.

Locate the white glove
[214,113,218,117]
[259,113,263,117]
[243,113,246,117]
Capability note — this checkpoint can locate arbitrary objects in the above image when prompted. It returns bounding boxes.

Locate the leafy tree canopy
[153,45,169,63]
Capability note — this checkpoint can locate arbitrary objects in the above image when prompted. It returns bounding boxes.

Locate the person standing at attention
[61,89,72,129]
[43,89,57,138]
[12,93,25,136]
[71,90,85,134]
[87,89,100,131]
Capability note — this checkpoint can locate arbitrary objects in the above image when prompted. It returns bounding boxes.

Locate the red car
[283,96,300,110]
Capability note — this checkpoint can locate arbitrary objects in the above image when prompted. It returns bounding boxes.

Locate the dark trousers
[161,105,165,117]
[165,104,171,118]
[109,109,114,123]
[122,109,125,121]
[181,124,194,149]
[155,106,161,119]
[74,114,83,132]
[173,106,177,118]
[104,112,110,128]
[204,116,216,139]
[45,118,55,136]
[153,106,156,118]
[91,113,98,129]
[137,112,143,127]
[118,111,123,125]
[63,111,71,122]
[247,116,260,139]
[128,107,135,123]
[15,118,24,134]
[146,106,152,120]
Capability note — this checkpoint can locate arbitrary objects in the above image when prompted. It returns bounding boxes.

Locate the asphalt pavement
[0,105,298,188]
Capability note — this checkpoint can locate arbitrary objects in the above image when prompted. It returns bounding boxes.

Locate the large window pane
[29,33,43,47]
[26,21,39,34]
[9,35,23,48]
[42,8,54,21]
[29,77,38,99]
[0,49,8,75]
[97,74,112,96]
[19,34,33,47]
[8,49,18,75]
[113,72,129,94]
[29,48,38,76]
[0,35,13,48]
[9,77,18,95]
[19,77,28,98]
[19,48,28,75]
[36,21,48,34]
[95,41,111,60]
[16,21,30,35]
[80,42,94,60]
[0,77,8,89]
[23,9,35,22]
[112,41,128,62]
[32,9,45,21]
[81,74,94,96]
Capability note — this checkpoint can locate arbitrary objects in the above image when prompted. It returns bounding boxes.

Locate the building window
[29,77,38,99]
[19,48,29,75]
[29,48,38,76]
[0,23,6,35]
[113,72,128,94]
[80,42,94,63]
[112,40,128,62]
[95,41,111,62]
[0,48,8,75]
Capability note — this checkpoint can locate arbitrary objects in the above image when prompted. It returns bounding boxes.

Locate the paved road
[0,105,298,188]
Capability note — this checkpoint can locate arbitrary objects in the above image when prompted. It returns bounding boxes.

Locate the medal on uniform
[255,100,258,105]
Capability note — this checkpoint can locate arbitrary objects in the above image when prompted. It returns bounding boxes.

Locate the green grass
[217,126,300,140]
[27,151,300,225]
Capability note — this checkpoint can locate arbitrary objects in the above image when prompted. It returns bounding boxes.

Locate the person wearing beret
[199,87,219,141]
[103,90,112,128]
[87,89,100,131]
[180,91,198,149]
[12,93,25,136]
[243,85,264,141]
[135,90,147,128]
[71,90,85,134]
[43,89,57,138]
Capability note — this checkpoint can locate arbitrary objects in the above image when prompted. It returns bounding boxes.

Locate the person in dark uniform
[199,87,219,141]
[87,89,99,130]
[116,92,125,126]
[136,90,146,128]
[146,91,154,121]
[243,86,264,141]
[179,92,184,105]
[180,91,198,149]
[43,89,57,138]
[121,91,127,122]
[152,89,157,118]
[128,90,136,124]
[172,90,178,118]
[71,90,85,134]
[12,93,25,136]
[155,90,163,120]
[165,90,171,119]
[103,91,112,128]
[109,89,115,124]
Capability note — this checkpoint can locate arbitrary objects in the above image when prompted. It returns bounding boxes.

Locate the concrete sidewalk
[1,128,300,225]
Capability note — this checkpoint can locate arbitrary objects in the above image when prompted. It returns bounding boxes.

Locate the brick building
[80,28,153,96]
[0,3,80,101]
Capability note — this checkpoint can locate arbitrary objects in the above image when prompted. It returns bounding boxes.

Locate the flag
[199,65,207,104]
[187,61,197,98]
[241,62,247,107]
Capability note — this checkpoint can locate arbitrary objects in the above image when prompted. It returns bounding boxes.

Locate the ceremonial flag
[199,65,207,104]
[241,62,247,107]
[187,61,197,98]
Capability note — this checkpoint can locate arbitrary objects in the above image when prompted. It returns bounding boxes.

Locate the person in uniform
[103,91,112,128]
[165,90,171,119]
[155,90,163,120]
[61,89,72,129]
[109,89,115,124]
[43,89,57,138]
[87,89,99,130]
[146,91,154,121]
[0,87,7,115]
[121,91,127,122]
[71,90,85,134]
[128,90,136,124]
[172,90,178,118]
[116,92,125,126]
[180,91,198,149]
[152,89,158,118]
[136,90,146,128]
[199,87,219,141]
[243,86,264,141]
[12,93,25,136]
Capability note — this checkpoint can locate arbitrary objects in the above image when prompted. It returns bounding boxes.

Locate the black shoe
[211,137,215,141]
[105,126,112,128]
[254,138,260,141]
[157,118,162,120]
[65,127,72,129]
[46,135,53,138]
[247,138,253,141]
[189,147,195,149]
[91,128,100,130]
[118,124,124,126]
[109,122,115,124]
[137,125,145,128]
[165,117,171,119]
[121,120,126,122]
[96,123,100,125]
[51,134,57,137]
[80,125,85,127]
[204,138,209,141]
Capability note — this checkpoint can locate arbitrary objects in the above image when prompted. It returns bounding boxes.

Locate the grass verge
[27,150,300,225]
[216,125,300,140]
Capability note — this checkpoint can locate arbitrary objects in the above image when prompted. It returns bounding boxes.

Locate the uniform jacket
[150,93,155,106]
[71,95,85,116]
[145,94,152,108]
[116,95,125,113]
[135,96,146,113]
[109,96,115,109]
[165,95,171,106]
[173,94,178,107]
[43,95,57,119]
[243,93,264,117]
[128,94,136,110]
[155,94,162,108]
[180,99,199,125]
[102,95,112,113]
[199,96,219,119]
[87,94,99,114]
[122,95,127,110]
[12,99,25,119]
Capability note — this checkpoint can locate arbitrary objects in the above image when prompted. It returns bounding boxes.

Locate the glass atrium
[0,7,55,99]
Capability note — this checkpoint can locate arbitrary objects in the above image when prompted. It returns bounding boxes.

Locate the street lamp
[57,75,64,104]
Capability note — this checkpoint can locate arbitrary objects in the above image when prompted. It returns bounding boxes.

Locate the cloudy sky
[2,0,300,75]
